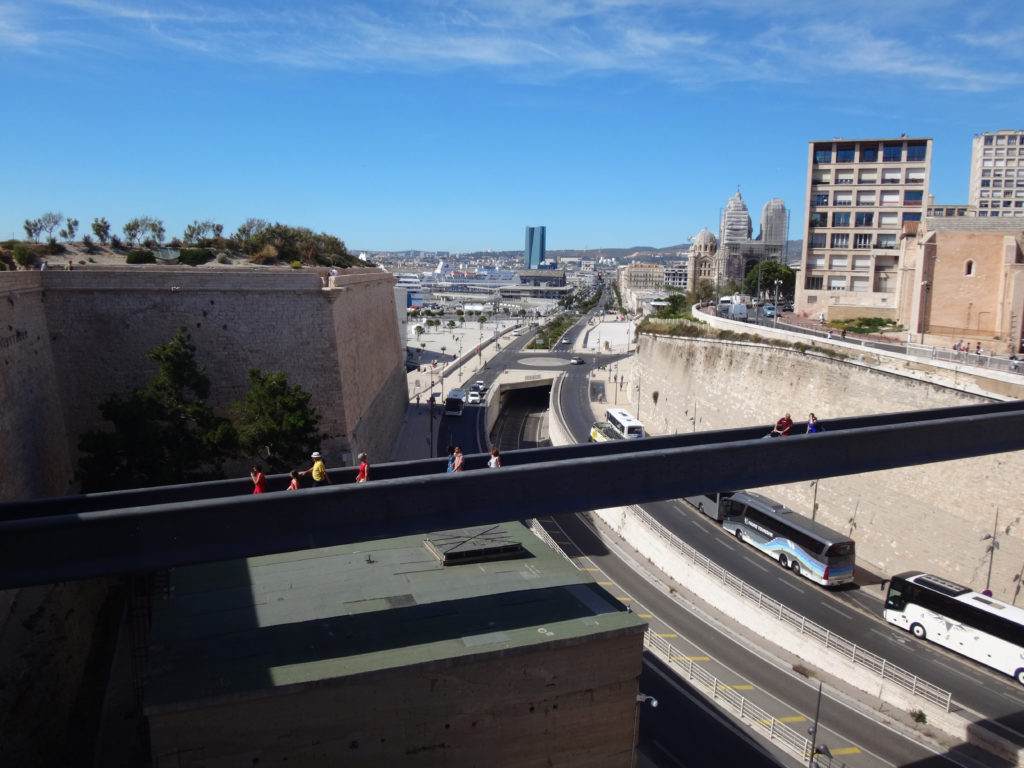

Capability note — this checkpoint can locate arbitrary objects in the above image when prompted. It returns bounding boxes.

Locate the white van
[726,303,747,321]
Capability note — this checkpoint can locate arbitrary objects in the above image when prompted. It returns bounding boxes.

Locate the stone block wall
[627,333,1024,598]
[148,630,643,767]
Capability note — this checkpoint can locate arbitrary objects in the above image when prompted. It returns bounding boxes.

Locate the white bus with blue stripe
[720,491,855,587]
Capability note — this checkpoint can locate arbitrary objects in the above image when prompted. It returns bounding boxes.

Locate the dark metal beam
[1,406,1023,589]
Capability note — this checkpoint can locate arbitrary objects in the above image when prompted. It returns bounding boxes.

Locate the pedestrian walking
[488,446,501,468]
[840,329,846,341]
[446,445,456,473]
[452,445,465,472]
[250,465,266,494]
[300,451,331,486]
[286,470,301,491]
[356,452,369,483]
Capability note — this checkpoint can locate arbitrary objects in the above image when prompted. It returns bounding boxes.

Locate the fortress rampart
[0,266,407,500]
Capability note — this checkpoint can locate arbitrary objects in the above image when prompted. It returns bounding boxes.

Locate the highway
[485,307,1016,767]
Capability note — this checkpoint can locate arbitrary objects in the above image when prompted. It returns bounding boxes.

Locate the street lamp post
[773,279,782,329]
[632,694,658,768]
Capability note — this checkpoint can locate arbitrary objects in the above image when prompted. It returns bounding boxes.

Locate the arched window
[965,260,975,276]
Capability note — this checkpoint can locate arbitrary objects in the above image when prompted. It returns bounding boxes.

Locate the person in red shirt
[250,465,267,493]
[355,453,369,483]
[771,413,793,437]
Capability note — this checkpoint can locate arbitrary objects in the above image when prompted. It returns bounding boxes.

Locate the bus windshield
[884,571,1024,684]
[604,408,644,439]
[444,389,466,417]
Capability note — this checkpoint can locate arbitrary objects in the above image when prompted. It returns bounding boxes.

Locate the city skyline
[1,1,1022,253]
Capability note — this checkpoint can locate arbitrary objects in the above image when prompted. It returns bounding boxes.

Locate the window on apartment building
[853,234,872,249]
[809,212,828,227]
[965,260,975,276]
[814,147,832,163]
[860,145,879,162]
[903,212,922,223]
[830,233,850,248]
[837,146,855,163]
[904,190,923,204]
[906,143,927,161]
[851,276,871,292]
[855,212,874,227]
[981,180,991,187]
[830,255,849,269]
[832,212,850,226]
[876,234,897,249]
[984,148,994,156]
[982,169,992,177]
[805,276,824,290]
[836,170,854,184]
[879,212,899,227]
[812,170,832,184]
[881,169,901,184]
[883,144,903,162]
[858,169,878,183]
[979,211,989,216]
[814,193,829,205]
[1009,136,1018,145]
[905,168,926,183]
[809,233,826,248]
[834,192,853,206]
[857,192,876,205]
[853,256,871,270]
[828,276,847,291]
[881,191,900,206]
[984,135,994,145]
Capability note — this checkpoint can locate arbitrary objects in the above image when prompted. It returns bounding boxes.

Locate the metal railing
[643,630,843,766]
[626,503,954,712]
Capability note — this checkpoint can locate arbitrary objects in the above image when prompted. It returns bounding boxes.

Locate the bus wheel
[791,561,802,578]
[734,529,742,541]
[1016,668,1024,686]
[910,623,927,640]
[778,555,788,569]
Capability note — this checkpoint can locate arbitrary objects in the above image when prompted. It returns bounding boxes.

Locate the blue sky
[1,1,1022,253]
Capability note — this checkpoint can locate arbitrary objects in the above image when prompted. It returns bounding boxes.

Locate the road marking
[617,596,632,603]
[579,567,599,572]
[655,633,678,638]
[775,716,807,723]
[636,613,653,618]
[597,581,613,586]
[671,656,709,662]
[829,747,862,756]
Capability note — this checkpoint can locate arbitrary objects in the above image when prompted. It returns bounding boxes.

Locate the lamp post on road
[631,694,658,768]
[773,279,782,329]
[807,681,831,768]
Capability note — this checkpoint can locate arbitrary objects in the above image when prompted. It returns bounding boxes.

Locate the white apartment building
[795,137,932,320]
[968,130,1024,218]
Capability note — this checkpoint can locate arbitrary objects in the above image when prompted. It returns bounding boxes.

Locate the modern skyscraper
[795,137,932,319]
[968,130,1024,218]
[524,226,546,269]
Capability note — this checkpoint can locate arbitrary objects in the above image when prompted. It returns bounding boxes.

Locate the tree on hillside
[92,217,111,244]
[183,219,224,245]
[231,369,324,472]
[148,219,166,245]
[58,218,79,242]
[744,261,795,299]
[38,212,64,240]
[76,327,236,492]
[23,219,42,242]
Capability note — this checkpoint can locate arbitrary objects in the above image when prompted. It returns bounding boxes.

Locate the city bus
[444,388,467,416]
[589,421,620,442]
[604,408,645,439]
[884,571,1024,684]
[720,491,856,587]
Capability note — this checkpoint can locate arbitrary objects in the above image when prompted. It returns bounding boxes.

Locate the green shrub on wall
[126,249,156,264]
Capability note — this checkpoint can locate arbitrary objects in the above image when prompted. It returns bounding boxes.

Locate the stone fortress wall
[0,266,407,500]
[624,333,1024,599]
[0,266,408,765]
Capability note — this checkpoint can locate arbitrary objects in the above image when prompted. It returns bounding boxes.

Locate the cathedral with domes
[687,190,788,292]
